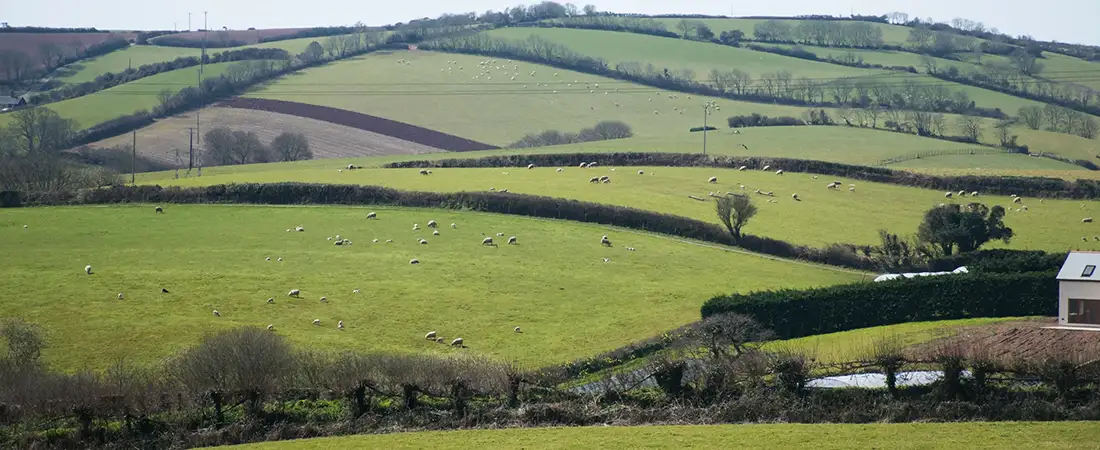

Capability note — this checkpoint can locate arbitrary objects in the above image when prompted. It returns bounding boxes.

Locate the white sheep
[338,320,344,330]
[600,176,611,184]
[496,232,505,236]
[1085,218,1094,223]
[267,298,275,304]
[295,226,305,232]
[556,168,563,172]
[451,223,457,229]
[319,296,327,303]
[1013,197,1023,204]
[419,169,429,175]
[601,235,612,247]
[419,239,428,245]
[155,206,163,214]
[289,289,301,298]
[590,177,600,183]
[428,220,438,228]
[528,164,536,169]
[266,257,271,261]
[738,166,747,171]
[84,265,93,275]
[482,237,496,246]
[945,192,953,198]
[425,331,437,340]
[353,289,360,294]
[708,177,718,184]
[588,162,599,168]
[433,230,440,236]
[791,194,800,200]
[514,326,522,333]
[213,310,221,317]
[508,236,518,245]
[451,337,464,347]
[413,224,420,230]
[776,170,784,175]
[971,192,979,197]
[849,187,856,192]
[638,170,645,175]
[313,319,321,326]
[277,258,283,262]
[118,293,124,300]
[763,165,771,171]
[367,212,377,219]
[958,190,966,196]
[410,259,421,264]
[267,324,274,331]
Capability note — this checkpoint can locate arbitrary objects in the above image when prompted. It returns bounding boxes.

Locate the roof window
[1083,265,1096,277]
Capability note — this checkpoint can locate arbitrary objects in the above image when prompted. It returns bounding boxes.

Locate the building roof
[0,95,18,105]
[1057,251,1100,281]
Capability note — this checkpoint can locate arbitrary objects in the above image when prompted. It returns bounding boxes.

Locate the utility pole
[131,131,137,184]
[187,127,194,171]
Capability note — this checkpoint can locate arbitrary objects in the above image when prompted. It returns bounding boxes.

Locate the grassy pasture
[0,62,235,130]
[143,166,1100,251]
[54,36,335,85]
[483,28,1046,115]
[653,18,918,47]
[0,205,857,371]
[222,422,1100,449]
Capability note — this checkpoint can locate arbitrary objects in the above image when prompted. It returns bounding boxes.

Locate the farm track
[218,98,500,152]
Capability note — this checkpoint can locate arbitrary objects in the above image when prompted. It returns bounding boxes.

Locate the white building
[1056,251,1100,327]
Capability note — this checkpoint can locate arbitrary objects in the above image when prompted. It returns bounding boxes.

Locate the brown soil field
[149,28,307,46]
[911,318,1100,362]
[0,32,136,71]
[220,97,498,152]
[86,106,443,166]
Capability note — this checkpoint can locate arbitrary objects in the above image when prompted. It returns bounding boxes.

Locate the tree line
[508,120,633,148]
[201,127,313,166]
[0,37,130,85]
[0,107,119,192]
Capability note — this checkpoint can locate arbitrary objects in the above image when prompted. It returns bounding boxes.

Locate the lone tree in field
[716,194,757,241]
[917,203,1013,256]
[271,132,312,162]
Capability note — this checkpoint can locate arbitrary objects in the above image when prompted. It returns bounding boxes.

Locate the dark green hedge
[384,152,1100,199]
[701,272,1057,339]
[927,249,1068,274]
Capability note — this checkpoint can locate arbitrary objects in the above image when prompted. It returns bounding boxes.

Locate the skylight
[1084,265,1096,277]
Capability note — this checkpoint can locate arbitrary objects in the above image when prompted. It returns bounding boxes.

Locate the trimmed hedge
[701,271,1057,339]
[927,249,1067,274]
[383,152,1100,199]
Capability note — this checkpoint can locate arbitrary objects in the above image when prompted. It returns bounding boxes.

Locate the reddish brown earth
[910,318,1100,362]
[149,28,307,46]
[0,32,136,70]
[220,97,499,152]
[86,107,443,166]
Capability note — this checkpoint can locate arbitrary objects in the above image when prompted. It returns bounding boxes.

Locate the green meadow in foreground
[0,205,858,371]
[146,166,1100,251]
[221,422,1100,449]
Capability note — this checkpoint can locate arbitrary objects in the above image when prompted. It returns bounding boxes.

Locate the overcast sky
[6,0,1098,45]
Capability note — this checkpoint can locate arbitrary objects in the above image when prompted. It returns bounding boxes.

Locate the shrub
[509,121,632,148]
[727,114,804,128]
[701,272,1056,339]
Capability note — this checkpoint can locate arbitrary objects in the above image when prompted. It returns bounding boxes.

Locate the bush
[509,121,633,148]
[700,272,1056,339]
[727,114,804,128]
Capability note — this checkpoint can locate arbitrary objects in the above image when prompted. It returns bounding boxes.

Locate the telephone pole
[187,127,194,171]
[131,131,137,184]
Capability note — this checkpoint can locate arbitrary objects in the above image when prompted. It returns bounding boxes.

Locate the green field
[142,165,1098,251]
[654,18,919,47]
[0,205,858,371]
[484,28,1045,115]
[222,422,1100,449]
[0,62,235,130]
[765,317,1030,363]
[1040,53,1100,91]
[54,37,337,85]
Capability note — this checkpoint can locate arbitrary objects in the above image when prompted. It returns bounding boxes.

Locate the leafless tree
[38,43,63,69]
[956,115,983,142]
[994,119,1017,146]
[156,88,175,109]
[727,69,752,95]
[830,78,852,105]
[1017,106,1043,130]
[716,194,757,241]
[919,54,938,74]
[866,106,882,128]
[271,131,312,162]
[4,106,77,155]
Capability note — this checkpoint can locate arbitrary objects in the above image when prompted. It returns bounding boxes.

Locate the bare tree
[583,4,597,15]
[156,88,175,109]
[726,69,751,95]
[919,54,938,74]
[956,115,983,142]
[1076,114,1099,139]
[203,127,235,166]
[0,50,34,81]
[1010,48,1043,75]
[271,132,312,162]
[1017,106,1043,130]
[716,194,757,241]
[994,119,1017,146]
[230,130,268,164]
[38,43,63,69]
[866,106,882,128]
[4,106,77,155]
[830,78,852,105]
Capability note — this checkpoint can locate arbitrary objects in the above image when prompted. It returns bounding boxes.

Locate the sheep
[528,164,536,169]
[373,239,379,243]
[334,240,344,246]
[776,170,784,175]
[289,289,301,298]
[590,177,600,183]
[500,189,509,193]
[791,194,800,201]
[514,326,522,333]
[213,310,221,317]
[1085,218,1095,223]
[827,183,838,190]
[319,296,327,303]
[483,237,496,246]
[118,293,124,300]
[410,259,420,264]
[708,177,718,183]
[266,257,271,261]
[433,230,440,236]
[601,235,612,247]
[451,223,457,229]
[557,168,564,172]
[419,169,429,175]
[267,324,275,331]
[508,236,518,245]
[451,337,464,347]
[426,331,438,340]
[738,166,747,171]
[435,337,445,343]
[353,289,360,294]
[971,192,979,197]
[427,170,433,174]
[338,321,345,330]
[1013,197,1023,204]
[638,170,645,175]
[849,187,856,192]
[278,258,283,262]
[763,165,771,171]
[295,226,305,232]
[267,298,275,304]
[419,239,428,245]
[958,190,967,197]
[155,206,163,214]
[413,224,421,231]
[367,212,377,219]
[313,319,321,326]
[85,265,93,275]
[386,240,393,243]
[428,220,438,228]
[603,258,611,263]
[588,162,599,168]
[600,176,611,184]
[945,192,954,198]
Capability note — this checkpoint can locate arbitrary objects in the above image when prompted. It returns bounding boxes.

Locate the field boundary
[876,148,1012,166]
[219,97,499,152]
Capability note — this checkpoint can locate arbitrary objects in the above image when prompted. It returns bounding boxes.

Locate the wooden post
[131,131,136,184]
